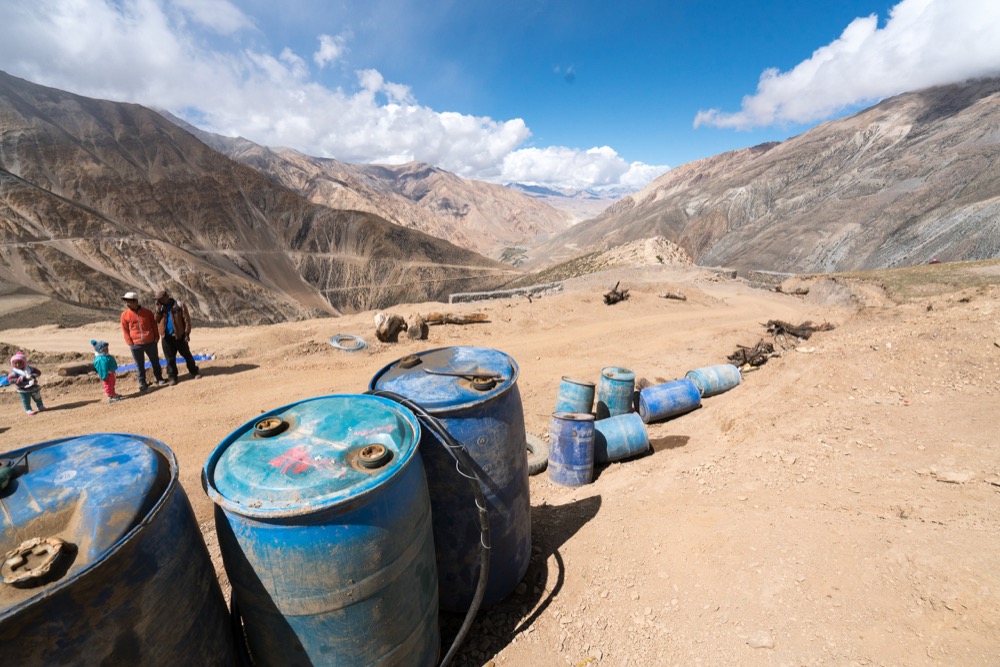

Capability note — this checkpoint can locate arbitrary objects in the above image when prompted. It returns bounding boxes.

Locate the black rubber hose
[368,390,491,667]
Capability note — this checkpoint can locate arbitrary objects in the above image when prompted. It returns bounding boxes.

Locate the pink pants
[102,372,117,397]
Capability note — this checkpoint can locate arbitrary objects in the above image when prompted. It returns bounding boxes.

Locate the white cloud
[695,0,1000,130]
[172,0,252,34]
[501,146,668,191]
[314,33,348,68]
[0,0,662,190]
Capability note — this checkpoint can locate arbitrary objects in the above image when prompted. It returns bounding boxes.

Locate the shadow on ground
[441,494,602,666]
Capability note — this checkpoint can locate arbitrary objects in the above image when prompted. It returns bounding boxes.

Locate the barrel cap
[204,394,420,517]
[601,367,635,382]
[369,346,519,413]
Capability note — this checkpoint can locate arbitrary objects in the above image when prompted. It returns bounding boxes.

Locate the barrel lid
[601,367,635,382]
[560,376,595,388]
[368,346,519,413]
[204,395,419,517]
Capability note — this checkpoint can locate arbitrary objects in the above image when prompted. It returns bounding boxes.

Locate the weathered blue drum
[0,434,234,665]
[596,367,636,419]
[548,412,596,486]
[554,376,596,414]
[594,412,650,463]
[204,394,439,666]
[685,364,742,397]
[637,378,702,424]
[369,346,531,612]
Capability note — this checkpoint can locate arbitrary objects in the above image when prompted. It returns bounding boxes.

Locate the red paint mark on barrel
[270,446,312,474]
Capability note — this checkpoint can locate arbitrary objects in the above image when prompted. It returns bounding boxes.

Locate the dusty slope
[1,265,998,666]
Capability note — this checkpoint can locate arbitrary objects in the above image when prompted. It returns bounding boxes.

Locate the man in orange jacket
[120,291,167,392]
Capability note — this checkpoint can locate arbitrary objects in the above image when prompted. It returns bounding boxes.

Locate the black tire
[526,433,548,476]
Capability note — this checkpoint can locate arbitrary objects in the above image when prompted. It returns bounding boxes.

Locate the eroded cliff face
[0,71,511,324]
[526,78,1000,273]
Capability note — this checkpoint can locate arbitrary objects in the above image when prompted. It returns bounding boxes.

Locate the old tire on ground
[526,433,548,476]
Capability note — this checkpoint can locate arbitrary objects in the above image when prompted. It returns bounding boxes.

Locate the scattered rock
[405,312,428,340]
[374,312,407,342]
[935,470,974,484]
[747,631,775,649]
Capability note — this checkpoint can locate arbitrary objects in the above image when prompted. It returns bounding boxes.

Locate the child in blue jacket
[91,339,122,403]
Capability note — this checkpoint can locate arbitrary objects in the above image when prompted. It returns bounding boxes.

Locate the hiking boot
[139,384,148,392]
[167,377,178,386]
[155,379,168,386]
[109,396,121,403]
[192,373,203,380]
[25,410,35,416]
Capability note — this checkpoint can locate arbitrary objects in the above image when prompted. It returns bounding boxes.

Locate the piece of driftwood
[57,362,93,377]
[603,281,630,305]
[658,291,687,301]
[765,319,835,340]
[423,312,488,325]
[727,340,776,367]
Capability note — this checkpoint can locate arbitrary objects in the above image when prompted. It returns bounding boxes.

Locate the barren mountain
[171,117,573,259]
[525,77,1000,273]
[0,71,513,324]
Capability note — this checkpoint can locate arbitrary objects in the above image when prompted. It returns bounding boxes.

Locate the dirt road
[2,265,997,666]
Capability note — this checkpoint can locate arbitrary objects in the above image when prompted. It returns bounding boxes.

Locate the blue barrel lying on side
[685,364,742,397]
[0,434,234,665]
[549,412,596,486]
[554,376,596,414]
[594,412,650,463]
[596,367,636,419]
[369,346,531,612]
[204,394,439,666]
[637,378,702,424]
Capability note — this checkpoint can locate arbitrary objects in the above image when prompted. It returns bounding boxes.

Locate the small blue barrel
[594,413,650,463]
[637,378,702,424]
[554,376,596,414]
[596,367,636,419]
[685,364,742,397]
[548,412,596,486]
[0,434,234,665]
[203,394,439,666]
[369,346,530,612]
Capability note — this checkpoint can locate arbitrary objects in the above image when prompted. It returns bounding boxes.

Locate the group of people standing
[118,289,202,393]
[6,288,204,415]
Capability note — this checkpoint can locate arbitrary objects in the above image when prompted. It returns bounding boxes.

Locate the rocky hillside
[171,117,573,259]
[0,71,513,324]
[525,77,1000,273]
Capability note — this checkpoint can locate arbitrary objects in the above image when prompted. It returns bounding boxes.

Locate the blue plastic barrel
[554,376,596,414]
[596,366,636,419]
[685,364,742,397]
[203,394,439,666]
[548,412,596,486]
[594,413,650,463]
[0,434,234,665]
[638,378,702,423]
[369,346,531,612]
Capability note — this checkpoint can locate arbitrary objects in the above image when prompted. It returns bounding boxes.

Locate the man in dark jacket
[120,291,166,392]
[154,289,201,384]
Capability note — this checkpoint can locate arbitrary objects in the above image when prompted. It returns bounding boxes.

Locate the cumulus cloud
[0,0,665,190]
[695,0,1000,130]
[501,146,668,191]
[314,33,348,68]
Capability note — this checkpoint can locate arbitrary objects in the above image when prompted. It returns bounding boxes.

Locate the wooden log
[58,362,93,377]
[658,291,687,301]
[423,312,489,325]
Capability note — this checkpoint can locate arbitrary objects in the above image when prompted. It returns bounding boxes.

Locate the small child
[8,351,45,415]
[91,339,121,403]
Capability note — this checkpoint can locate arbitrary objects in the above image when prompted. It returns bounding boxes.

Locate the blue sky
[2,0,999,190]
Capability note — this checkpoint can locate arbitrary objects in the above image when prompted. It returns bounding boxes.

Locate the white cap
[122,291,138,300]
